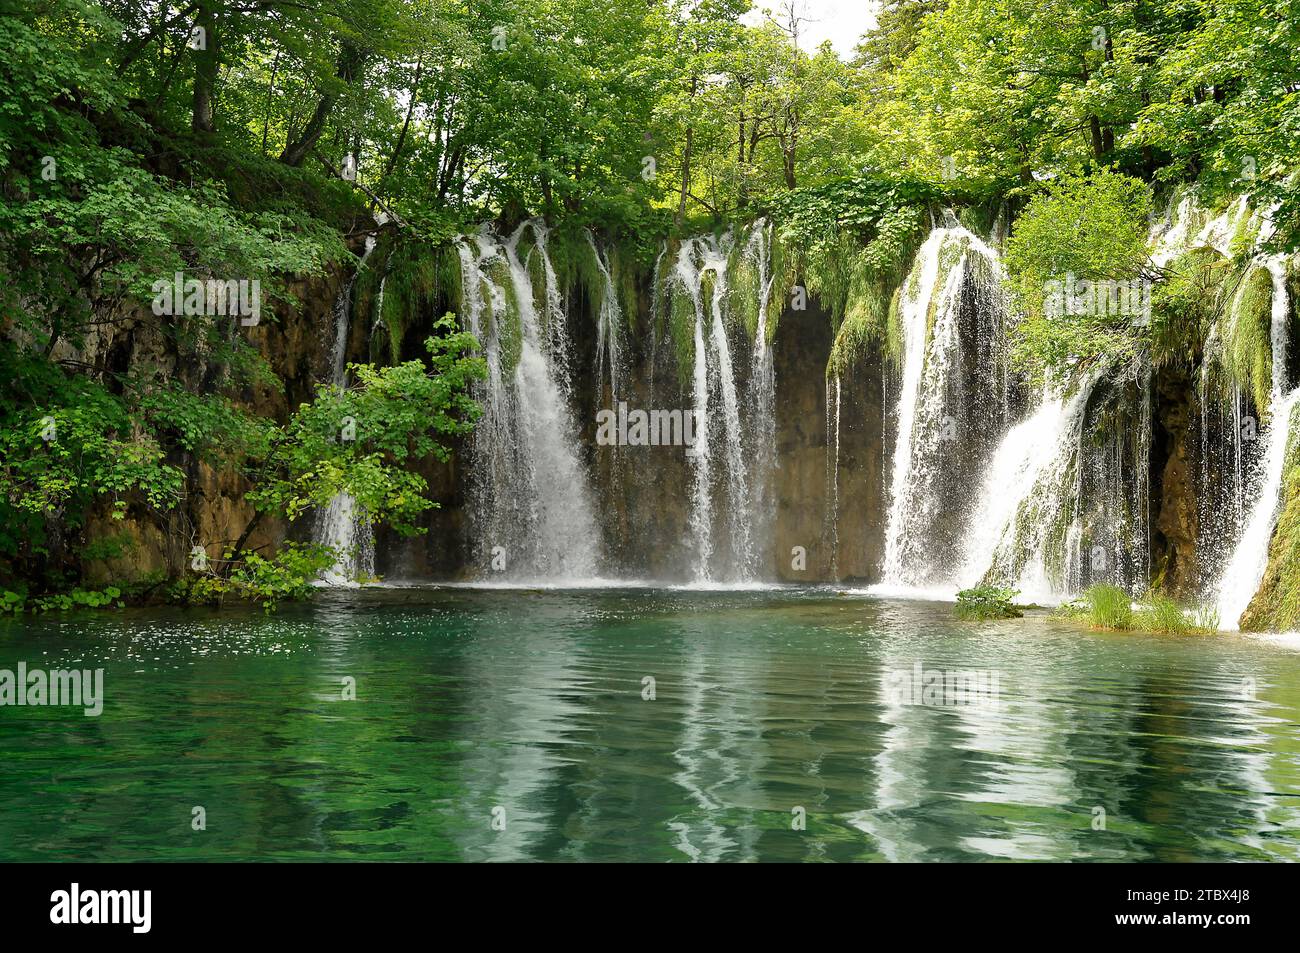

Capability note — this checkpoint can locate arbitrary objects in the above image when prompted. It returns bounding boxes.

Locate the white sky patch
[744,0,881,59]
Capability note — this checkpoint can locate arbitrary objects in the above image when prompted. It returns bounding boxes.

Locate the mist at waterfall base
[319,201,1299,633]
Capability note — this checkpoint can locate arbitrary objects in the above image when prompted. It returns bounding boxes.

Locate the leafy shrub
[229,543,337,612]
[0,586,124,614]
[168,542,337,613]
[955,585,1023,620]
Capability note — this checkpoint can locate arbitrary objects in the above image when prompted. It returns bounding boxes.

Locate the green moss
[525,236,548,309]
[484,256,522,373]
[608,243,640,333]
[802,229,858,327]
[1151,247,1229,372]
[543,225,602,318]
[666,278,696,387]
[768,226,797,342]
[1206,262,1275,413]
[350,239,468,363]
[827,268,898,378]
[822,210,921,378]
[727,249,762,340]
[438,245,463,326]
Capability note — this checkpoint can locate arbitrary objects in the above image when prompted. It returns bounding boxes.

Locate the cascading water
[957,378,1096,594]
[315,236,378,585]
[456,220,601,580]
[667,233,759,581]
[826,375,842,577]
[1213,257,1296,629]
[744,221,778,566]
[881,216,1013,587]
[589,235,624,401]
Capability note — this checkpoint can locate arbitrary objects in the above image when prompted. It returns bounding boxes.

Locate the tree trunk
[191,3,220,133]
[377,53,424,188]
[280,40,366,167]
[676,75,698,229]
[676,124,694,228]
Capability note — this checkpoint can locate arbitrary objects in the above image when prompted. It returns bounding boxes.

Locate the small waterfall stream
[666,232,762,581]
[315,235,378,585]
[589,235,624,401]
[745,221,778,566]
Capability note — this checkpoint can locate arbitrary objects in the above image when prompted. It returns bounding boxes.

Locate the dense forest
[1,0,1298,613]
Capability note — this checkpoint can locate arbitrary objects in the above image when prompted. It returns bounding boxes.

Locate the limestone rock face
[772,300,884,583]
[374,290,887,583]
[1152,367,1199,597]
[69,248,349,586]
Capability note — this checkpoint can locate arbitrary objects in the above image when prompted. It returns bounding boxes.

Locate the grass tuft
[1081,583,1134,630]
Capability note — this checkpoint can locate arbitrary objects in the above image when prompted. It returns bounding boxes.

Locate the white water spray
[1214,258,1296,629]
[457,221,600,580]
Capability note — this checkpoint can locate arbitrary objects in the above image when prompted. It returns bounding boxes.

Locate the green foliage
[1214,263,1276,413]
[1154,247,1233,377]
[0,344,186,532]
[955,585,1024,620]
[1006,171,1155,378]
[0,586,124,614]
[828,206,926,376]
[1134,594,1194,634]
[245,316,484,535]
[1062,585,1216,633]
[3,0,1300,607]
[229,543,338,612]
[1078,584,1134,630]
[165,543,336,612]
[763,178,926,377]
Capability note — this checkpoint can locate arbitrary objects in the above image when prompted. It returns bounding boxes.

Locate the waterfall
[745,221,778,568]
[1213,259,1296,629]
[957,380,1092,591]
[881,228,946,585]
[826,375,841,577]
[709,253,753,576]
[881,217,1012,586]
[968,375,1106,601]
[588,235,624,400]
[667,233,760,581]
[314,236,378,585]
[456,220,600,580]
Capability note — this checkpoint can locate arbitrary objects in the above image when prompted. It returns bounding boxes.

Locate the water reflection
[1,589,1298,861]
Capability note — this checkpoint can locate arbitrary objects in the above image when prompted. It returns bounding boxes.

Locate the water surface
[2,587,1298,861]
